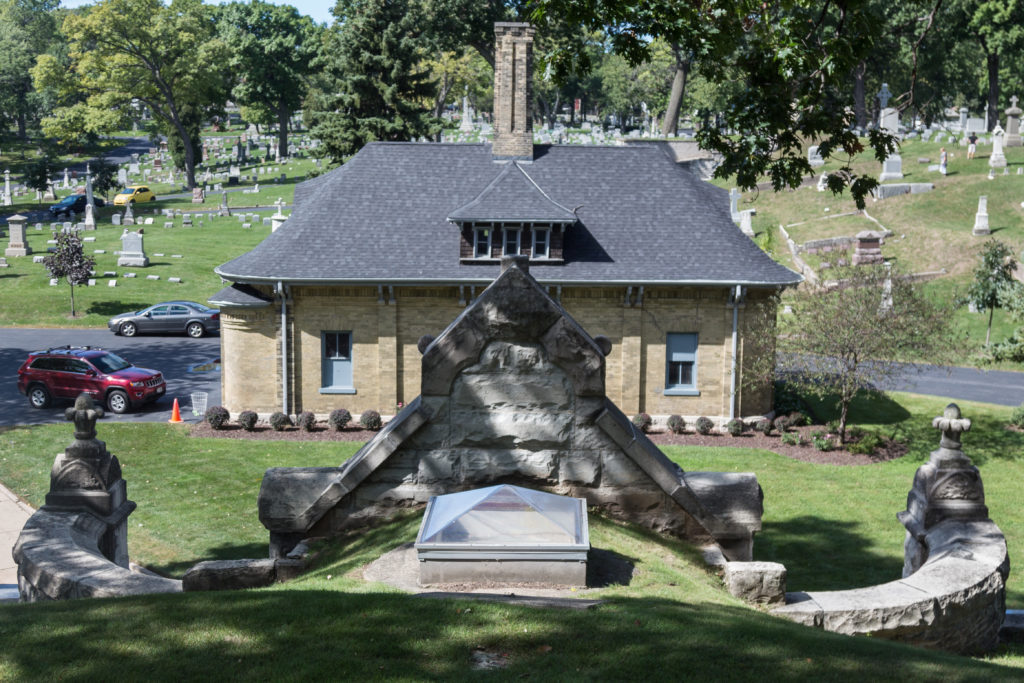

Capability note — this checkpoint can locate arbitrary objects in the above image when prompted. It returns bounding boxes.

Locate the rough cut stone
[724,561,786,604]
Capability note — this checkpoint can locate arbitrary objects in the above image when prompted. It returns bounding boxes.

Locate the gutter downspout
[729,284,743,420]
[278,281,288,415]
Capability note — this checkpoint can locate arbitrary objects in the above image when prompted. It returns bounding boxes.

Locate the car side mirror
[145,312,151,317]
[86,370,96,377]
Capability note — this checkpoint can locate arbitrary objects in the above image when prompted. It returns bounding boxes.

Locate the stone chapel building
[211,22,801,421]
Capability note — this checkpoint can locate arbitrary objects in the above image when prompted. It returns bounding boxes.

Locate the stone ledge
[771,519,1007,654]
[14,509,181,601]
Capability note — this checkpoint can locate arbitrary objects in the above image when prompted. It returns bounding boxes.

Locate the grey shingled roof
[448,162,577,223]
[216,142,801,287]
[208,283,273,307]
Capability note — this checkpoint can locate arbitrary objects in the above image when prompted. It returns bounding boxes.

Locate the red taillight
[210,313,219,320]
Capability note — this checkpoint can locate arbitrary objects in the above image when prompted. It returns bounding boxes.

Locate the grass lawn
[1,392,1024,677]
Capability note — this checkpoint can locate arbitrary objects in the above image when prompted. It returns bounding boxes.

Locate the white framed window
[321,330,355,394]
[532,226,550,258]
[503,225,521,256]
[665,333,699,395]
[473,225,491,258]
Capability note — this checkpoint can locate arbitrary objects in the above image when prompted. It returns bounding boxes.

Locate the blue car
[48,194,105,216]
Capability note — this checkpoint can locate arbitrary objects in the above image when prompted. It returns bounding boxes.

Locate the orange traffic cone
[168,398,183,423]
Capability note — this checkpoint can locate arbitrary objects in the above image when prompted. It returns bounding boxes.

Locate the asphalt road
[875,363,1024,407]
[0,328,221,427]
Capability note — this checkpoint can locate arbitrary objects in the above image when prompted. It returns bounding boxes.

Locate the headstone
[146,274,159,280]
[117,168,128,186]
[168,277,182,283]
[62,168,70,189]
[3,170,11,207]
[1007,96,1023,147]
[84,203,96,231]
[729,188,741,221]
[123,203,134,225]
[879,154,904,181]
[192,187,205,204]
[5,214,31,257]
[739,210,754,237]
[973,196,990,236]
[112,213,121,226]
[0,257,7,267]
[117,229,149,267]
[851,231,884,265]
[966,117,986,134]
[153,158,163,170]
[228,165,240,185]
[144,217,153,225]
[129,162,140,175]
[85,172,95,210]
[218,190,230,217]
[989,125,1007,168]
[460,95,474,132]
[807,146,824,168]
[816,173,828,192]
[958,106,969,131]
[182,213,192,226]
[108,279,116,287]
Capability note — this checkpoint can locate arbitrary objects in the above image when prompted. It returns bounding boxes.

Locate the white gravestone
[807,146,824,168]
[84,203,96,231]
[123,203,134,225]
[118,229,149,267]
[3,170,11,207]
[5,214,31,257]
[989,125,1007,168]
[1005,96,1022,147]
[117,168,128,186]
[973,196,990,236]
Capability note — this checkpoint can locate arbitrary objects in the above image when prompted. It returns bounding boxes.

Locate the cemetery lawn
[0,215,271,327]
[2,392,1024,677]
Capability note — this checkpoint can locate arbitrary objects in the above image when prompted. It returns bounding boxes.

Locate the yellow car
[113,185,157,205]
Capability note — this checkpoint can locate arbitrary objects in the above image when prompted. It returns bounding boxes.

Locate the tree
[747,261,957,443]
[310,0,442,161]
[218,1,319,160]
[963,240,1018,346]
[0,0,61,141]
[22,155,53,199]
[531,0,907,207]
[43,231,94,317]
[47,0,230,188]
[90,155,118,200]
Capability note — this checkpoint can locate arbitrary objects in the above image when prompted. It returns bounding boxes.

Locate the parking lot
[0,328,221,426]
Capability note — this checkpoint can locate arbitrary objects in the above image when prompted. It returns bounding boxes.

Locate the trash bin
[190,391,208,418]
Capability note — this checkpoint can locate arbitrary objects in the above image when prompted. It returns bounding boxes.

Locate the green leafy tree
[963,240,1018,346]
[43,231,94,317]
[45,0,230,188]
[311,0,442,161]
[21,155,53,198]
[0,0,61,140]
[745,262,958,443]
[532,0,905,207]
[219,1,320,159]
[90,155,118,200]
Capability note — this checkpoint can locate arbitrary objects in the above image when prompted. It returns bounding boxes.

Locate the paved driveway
[0,328,221,426]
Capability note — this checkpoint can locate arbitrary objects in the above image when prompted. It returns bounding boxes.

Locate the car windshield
[90,352,132,374]
[117,188,134,195]
[58,196,77,205]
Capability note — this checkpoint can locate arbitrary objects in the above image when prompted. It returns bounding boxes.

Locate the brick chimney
[492,22,535,160]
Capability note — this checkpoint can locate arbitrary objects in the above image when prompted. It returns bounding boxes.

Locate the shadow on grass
[0,588,1012,679]
[149,541,271,578]
[84,301,152,317]
[757,515,904,591]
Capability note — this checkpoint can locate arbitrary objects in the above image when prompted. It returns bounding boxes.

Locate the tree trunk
[168,112,197,189]
[278,104,290,160]
[986,306,994,346]
[17,109,27,141]
[838,394,849,444]
[853,60,867,129]
[987,51,999,132]
[661,48,691,137]
[69,283,76,318]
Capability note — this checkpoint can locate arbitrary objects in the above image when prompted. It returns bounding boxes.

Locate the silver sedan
[108,301,220,338]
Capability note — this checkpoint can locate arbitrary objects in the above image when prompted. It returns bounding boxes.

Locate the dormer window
[532,226,550,259]
[473,225,491,258]
[503,224,522,256]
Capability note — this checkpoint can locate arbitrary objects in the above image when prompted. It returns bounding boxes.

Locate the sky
[60,0,336,25]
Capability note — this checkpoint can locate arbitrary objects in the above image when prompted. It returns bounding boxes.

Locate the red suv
[17,346,166,414]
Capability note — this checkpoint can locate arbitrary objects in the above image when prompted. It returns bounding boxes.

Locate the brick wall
[219,283,775,419]
[492,23,535,159]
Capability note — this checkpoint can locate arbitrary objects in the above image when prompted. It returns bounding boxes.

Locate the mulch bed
[189,421,906,466]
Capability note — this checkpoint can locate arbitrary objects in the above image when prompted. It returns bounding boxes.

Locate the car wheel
[107,389,130,414]
[120,321,138,337]
[187,322,205,338]
[28,384,51,409]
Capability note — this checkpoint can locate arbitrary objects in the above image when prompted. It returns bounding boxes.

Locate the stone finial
[66,393,104,444]
[932,402,971,452]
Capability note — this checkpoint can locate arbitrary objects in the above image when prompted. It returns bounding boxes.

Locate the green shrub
[847,425,865,441]
[360,409,382,430]
[826,419,841,434]
[789,411,811,427]
[726,418,744,436]
[297,411,316,431]
[695,416,714,435]
[237,410,258,431]
[773,381,805,416]
[773,415,790,433]
[632,413,653,432]
[1011,403,1024,429]
[781,431,801,446]
[667,414,686,434]
[269,412,292,431]
[755,418,772,436]
[328,408,351,431]
[204,406,230,430]
[847,432,882,455]
[812,435,834,451]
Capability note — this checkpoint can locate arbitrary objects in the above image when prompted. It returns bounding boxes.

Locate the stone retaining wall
[14,509,181,601]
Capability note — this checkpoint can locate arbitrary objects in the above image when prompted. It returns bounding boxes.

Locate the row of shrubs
[630,412,881,454]
[630,412,812,437]
[204,406,384,432]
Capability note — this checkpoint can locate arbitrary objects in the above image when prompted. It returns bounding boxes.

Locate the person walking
[967,133,978,159]
[940,147,948,175]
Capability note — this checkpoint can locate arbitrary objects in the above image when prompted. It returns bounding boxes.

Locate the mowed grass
[2,393,1024,677]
